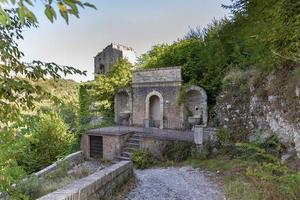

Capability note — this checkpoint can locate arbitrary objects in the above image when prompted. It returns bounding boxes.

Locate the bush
[234,143,278,163]
[161,141,194,162]
[131,149,157,169]
[191,146,210,160]
[16,112,75,173]
[217,128,234,147]
[260,135,287,157]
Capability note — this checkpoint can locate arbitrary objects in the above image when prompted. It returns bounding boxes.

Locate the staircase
[117,133,141,161]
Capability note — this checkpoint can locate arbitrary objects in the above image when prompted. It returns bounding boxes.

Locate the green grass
[181,154,300,200]
[182,156,253,172]
[181,157,262,200]
[223,176,261,200]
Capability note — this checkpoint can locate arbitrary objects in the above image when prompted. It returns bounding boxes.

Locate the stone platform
[86,126,194,142]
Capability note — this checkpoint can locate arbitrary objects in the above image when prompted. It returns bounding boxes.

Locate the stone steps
[117,133,141,161]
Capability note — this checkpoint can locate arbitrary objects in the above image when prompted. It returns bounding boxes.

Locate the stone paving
[124,167,224,200]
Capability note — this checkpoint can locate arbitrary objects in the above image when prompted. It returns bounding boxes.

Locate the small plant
[131,149,157,169]
[191,146,209,160]
[217,128,234,147]
[15,175,42,199]
[234,143,278,163]
[260,135,287,157]
[161,141,194,162]
[45,160,70,180]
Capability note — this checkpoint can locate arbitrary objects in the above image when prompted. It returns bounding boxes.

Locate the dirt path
[124,167,224,200]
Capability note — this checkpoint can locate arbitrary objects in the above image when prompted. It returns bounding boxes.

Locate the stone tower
[94,43,137,78]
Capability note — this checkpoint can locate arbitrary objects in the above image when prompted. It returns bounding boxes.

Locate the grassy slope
[182,154,300,200]
[34,78,79,104]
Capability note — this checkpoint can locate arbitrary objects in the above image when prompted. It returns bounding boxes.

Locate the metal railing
[142,119,193,134]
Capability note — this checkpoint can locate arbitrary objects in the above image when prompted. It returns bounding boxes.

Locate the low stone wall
[35,151,84,178]
[194,126,218,145]
[37,161,133,200]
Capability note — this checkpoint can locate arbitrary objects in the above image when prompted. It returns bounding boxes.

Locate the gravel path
[124,167,224,200]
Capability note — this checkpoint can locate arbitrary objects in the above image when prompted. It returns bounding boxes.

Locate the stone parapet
[35,151,84,178]
[132,67,182,87]
[37,161,133,200]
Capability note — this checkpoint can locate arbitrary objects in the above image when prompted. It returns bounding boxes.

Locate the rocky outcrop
[215,68,300,158]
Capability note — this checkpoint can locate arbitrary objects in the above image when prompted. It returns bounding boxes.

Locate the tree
[78,59,133,130]
[0,0,96,25]
[0,1,95,197]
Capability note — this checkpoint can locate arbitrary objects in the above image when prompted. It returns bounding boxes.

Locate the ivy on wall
[78,59,133,130]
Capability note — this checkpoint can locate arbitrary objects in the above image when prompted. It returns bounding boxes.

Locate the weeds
[131,149,157,169]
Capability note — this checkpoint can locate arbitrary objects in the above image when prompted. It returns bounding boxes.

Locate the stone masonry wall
[132,67,182,86]
[81,133,131,160]
[132,86,182,128]
[38,161,133,200]
[132,67,183,128]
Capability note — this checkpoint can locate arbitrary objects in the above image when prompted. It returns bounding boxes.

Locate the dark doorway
[149,95,160,128]
[90,136,103,159]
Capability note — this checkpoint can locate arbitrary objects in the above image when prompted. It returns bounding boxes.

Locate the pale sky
[18,0,231,82]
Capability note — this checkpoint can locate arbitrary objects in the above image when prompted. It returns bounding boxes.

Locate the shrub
[15,175,42,199]
[191,146,210,160]
[131,149,157,169]
[222,69,249,92]
[260,135,287,157]
[16,112,75,173]
[45,160,70,180]
[234,143,278,163]
[161,141,194,162]
[217,128,234,147]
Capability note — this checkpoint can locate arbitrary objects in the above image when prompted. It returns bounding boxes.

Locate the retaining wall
[37,161,133,200]
[35,151,84,178]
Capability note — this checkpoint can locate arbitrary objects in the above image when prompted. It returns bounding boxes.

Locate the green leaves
[0,0,97,25]
[45,4,56,23]
[79,59,133,129]
[0,8,10,24]
[83,2,97,10]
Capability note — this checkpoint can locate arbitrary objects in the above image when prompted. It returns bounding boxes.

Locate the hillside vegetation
[0,78,81,197]
[135,0,300,199]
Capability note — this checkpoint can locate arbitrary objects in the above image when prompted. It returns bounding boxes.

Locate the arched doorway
[145,91,164,129]
[149,95,161,128]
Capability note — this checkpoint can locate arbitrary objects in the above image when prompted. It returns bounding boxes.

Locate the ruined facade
[114,67,208,129]
[94,43,137,78]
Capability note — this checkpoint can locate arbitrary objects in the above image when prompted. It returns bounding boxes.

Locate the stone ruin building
[94,43,137,78]
[114,67,208,129]
[81,44,216,161]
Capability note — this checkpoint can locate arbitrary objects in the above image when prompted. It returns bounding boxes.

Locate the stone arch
[114,88,132,125]
[145,90,164,129]
[185,85,208,127]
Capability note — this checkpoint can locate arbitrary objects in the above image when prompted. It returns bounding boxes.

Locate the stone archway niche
[145,91,164,129]
[114,88,132,125]
[185,85,208,127]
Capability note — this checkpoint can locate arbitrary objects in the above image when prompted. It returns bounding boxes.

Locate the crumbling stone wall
[94,43,137,77]
[215,69,300,158]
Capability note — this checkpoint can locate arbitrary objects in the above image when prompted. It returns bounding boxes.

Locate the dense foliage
[15,112,75,174]
[78,59,133,130]
[138,0,300,106]
[0,0,96,25]
[0,1,94,197]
